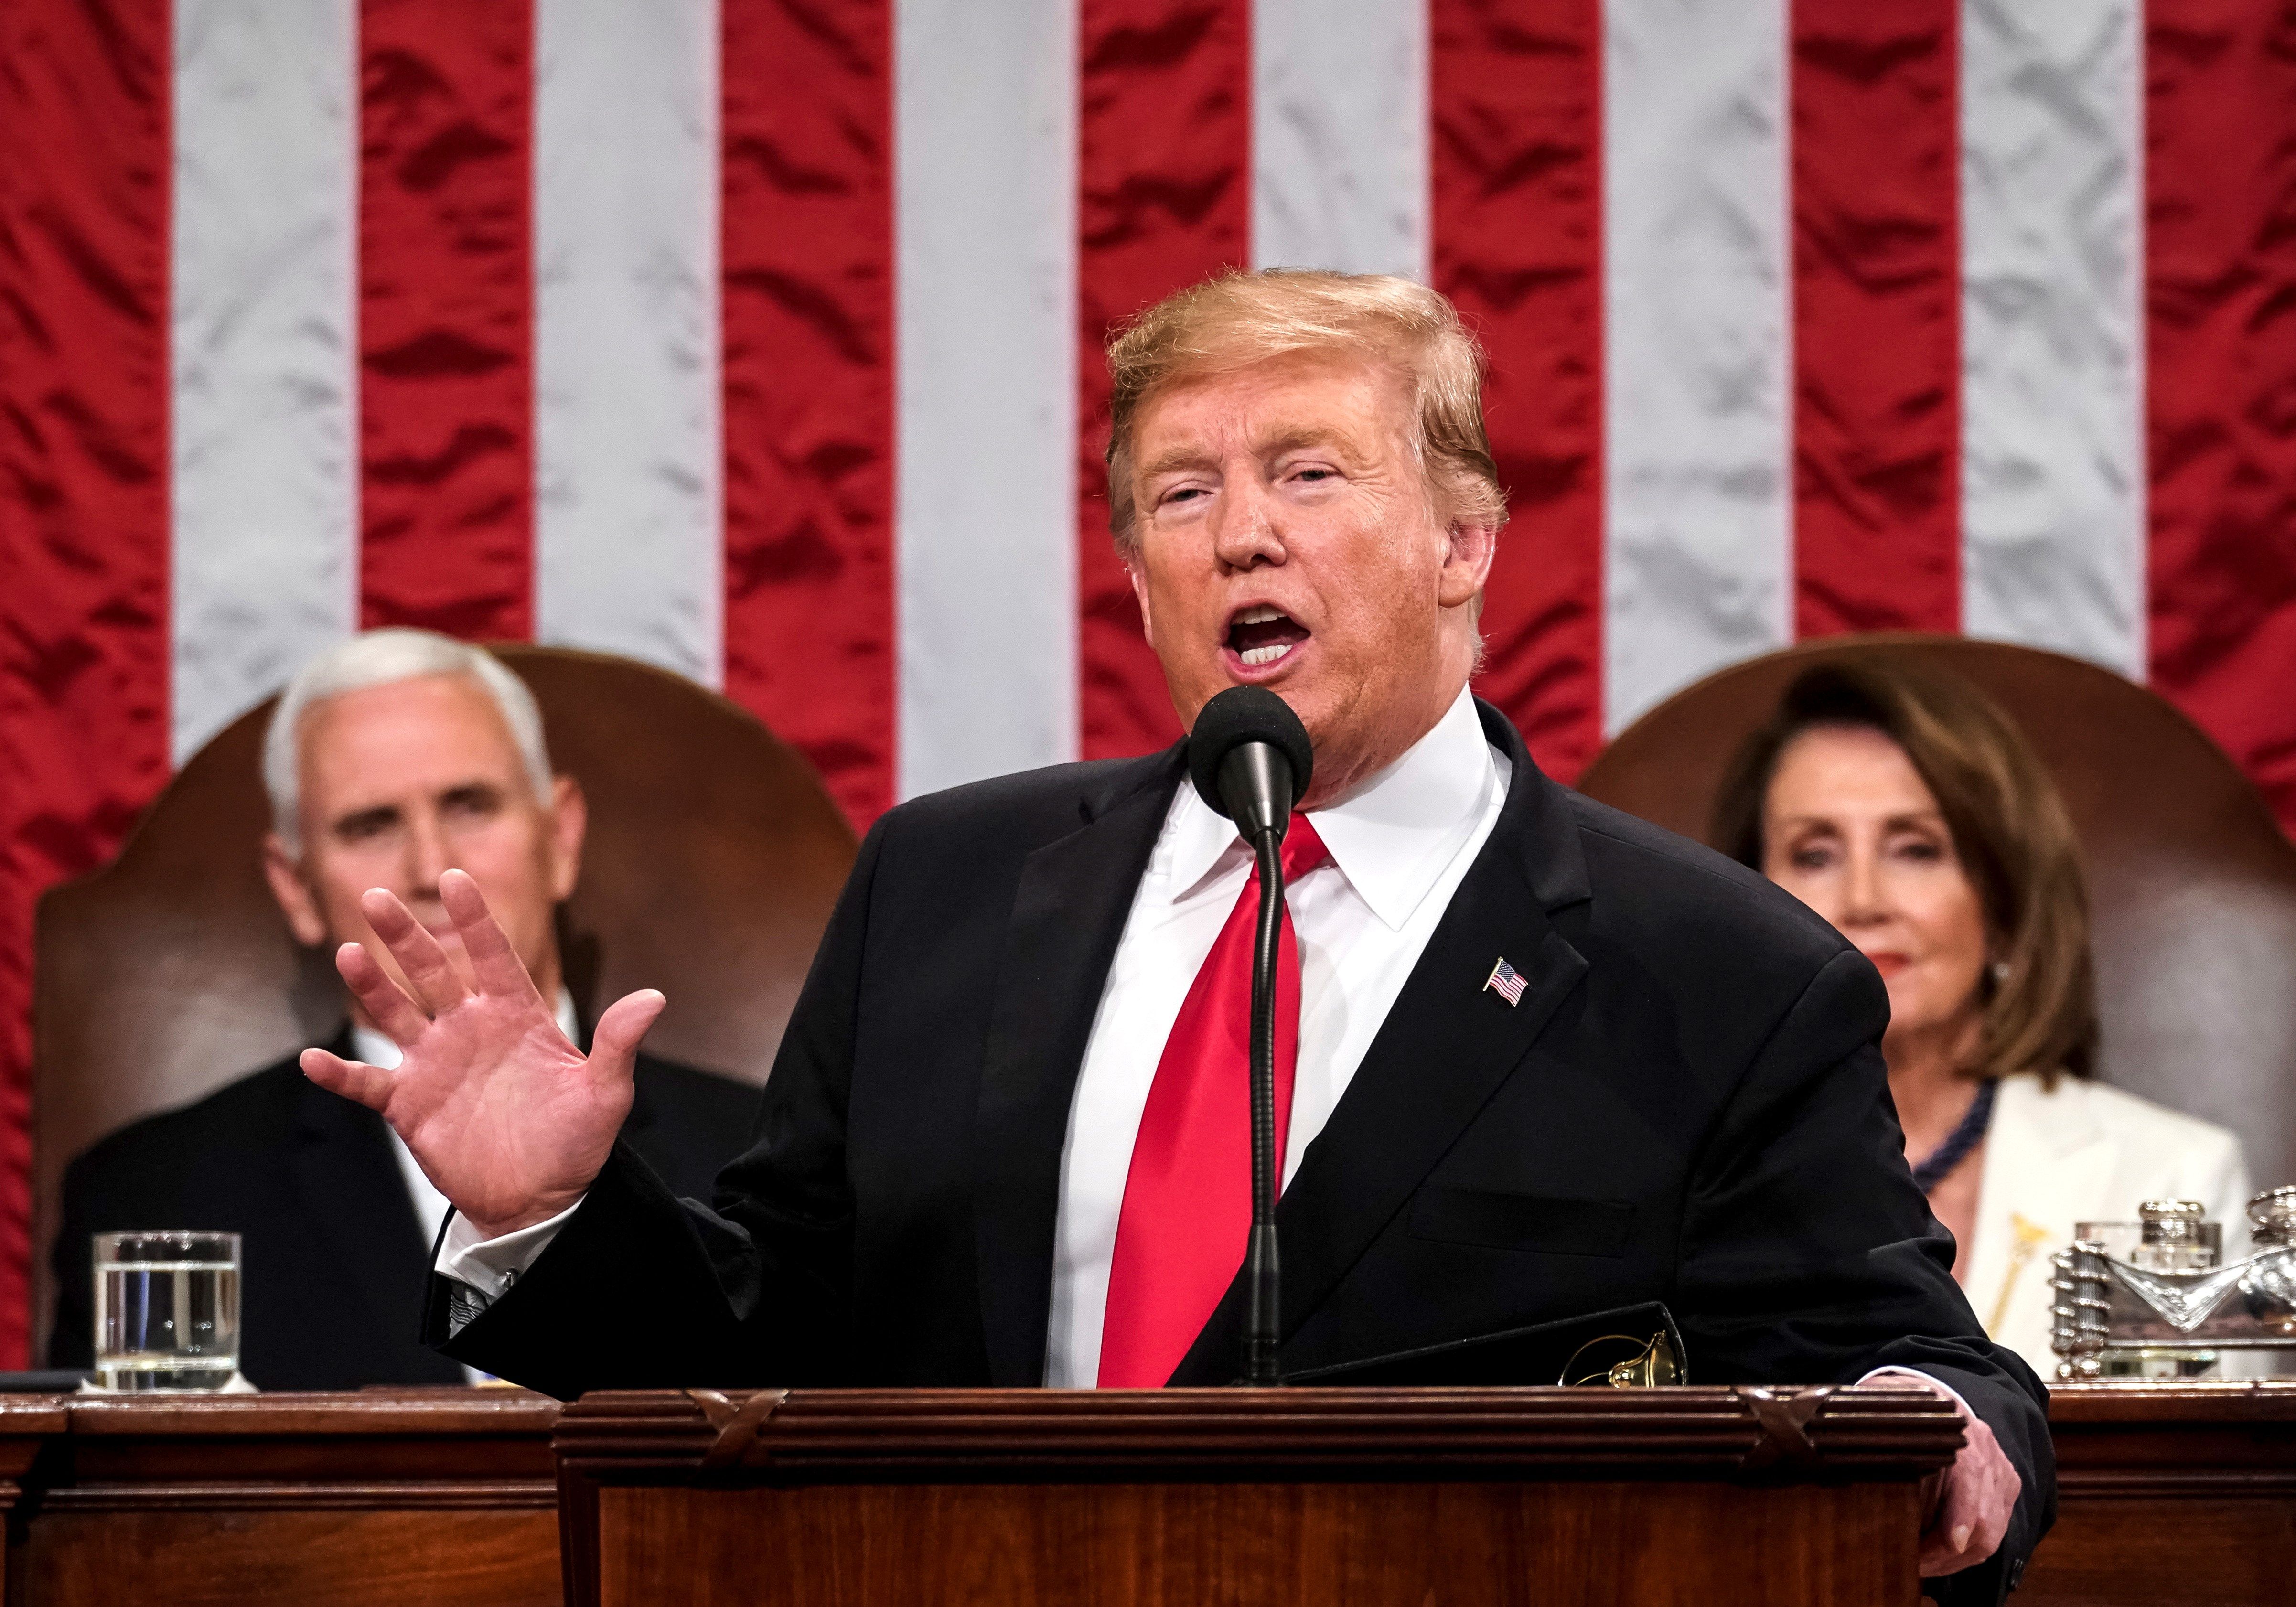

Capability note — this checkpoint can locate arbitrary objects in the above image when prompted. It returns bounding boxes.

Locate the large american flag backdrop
[1,0,2290,1361]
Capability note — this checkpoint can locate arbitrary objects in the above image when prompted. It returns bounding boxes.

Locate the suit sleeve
[431,814,890,1398]
[1672,946,2055,1607]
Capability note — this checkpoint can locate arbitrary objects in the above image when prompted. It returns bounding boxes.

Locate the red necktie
[1097,815,1332,1387]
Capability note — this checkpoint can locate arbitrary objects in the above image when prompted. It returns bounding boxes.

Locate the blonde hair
[1102,268,1508,552]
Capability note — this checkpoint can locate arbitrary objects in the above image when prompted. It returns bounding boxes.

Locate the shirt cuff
[1856,1364,1976,1425]
[436,1197,585,1301]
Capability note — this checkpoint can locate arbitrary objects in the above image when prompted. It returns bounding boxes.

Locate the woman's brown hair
[1711,654,2098,1084]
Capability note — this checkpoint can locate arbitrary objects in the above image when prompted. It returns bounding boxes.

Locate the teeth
[1240,643,1291,666]
[1236,605,1284,625]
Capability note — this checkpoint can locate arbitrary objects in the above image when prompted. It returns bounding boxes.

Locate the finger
[1917,1471,1974,1575]
[1966,1498,2008,1567]
[1917,1456,2008,1576]
[1960,1460,2012,1565]
[362,887,470,1016]
[334,942,432,1047]
[300,1046,398,1113]
[1919,1531,1963,1576]
[439,868,546,1005]
[1952,1424,2015,1566]
[589,989,667,1075]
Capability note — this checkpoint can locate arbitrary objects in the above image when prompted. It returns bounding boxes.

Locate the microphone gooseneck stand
[1213,737,1300,1388]
[1188,685,1315,1390]
[1244,823,1286,1387]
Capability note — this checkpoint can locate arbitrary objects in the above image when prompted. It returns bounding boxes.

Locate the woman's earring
[1990,961,2011,985]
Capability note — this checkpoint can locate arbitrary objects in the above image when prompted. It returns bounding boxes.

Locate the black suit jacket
[440,702,2052,1597]
[50,1031,760,1389]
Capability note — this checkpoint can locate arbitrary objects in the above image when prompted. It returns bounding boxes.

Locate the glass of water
[93,1231,241,1391]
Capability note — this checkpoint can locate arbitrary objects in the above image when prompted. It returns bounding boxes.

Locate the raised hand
[300,868,666,1238]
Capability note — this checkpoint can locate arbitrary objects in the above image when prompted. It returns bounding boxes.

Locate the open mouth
[1226,604,1310,669]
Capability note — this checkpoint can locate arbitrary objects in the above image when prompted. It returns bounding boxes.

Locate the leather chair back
[1577,633,2296,1190]
[32,646,857,1342]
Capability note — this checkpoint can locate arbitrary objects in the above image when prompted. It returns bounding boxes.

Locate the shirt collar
[1163,685,1499,931]
[351,987,580,1071]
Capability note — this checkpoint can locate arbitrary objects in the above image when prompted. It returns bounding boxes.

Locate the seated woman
[1711,656,2250,1377]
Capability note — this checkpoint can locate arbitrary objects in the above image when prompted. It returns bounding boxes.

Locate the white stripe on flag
[1960,0,2146,677]
[534,0,724,687]
[1252,0,1429,279]
[170,0,358,761]
[895,0,1079,798]
[1602,0,1792,734]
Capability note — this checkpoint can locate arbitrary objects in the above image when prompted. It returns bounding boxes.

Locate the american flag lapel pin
[1484,956,1527,1006]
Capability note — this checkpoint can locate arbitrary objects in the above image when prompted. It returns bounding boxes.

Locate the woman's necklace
[1911,1078,1998,1193]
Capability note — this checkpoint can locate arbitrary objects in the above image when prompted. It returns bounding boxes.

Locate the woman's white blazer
[1964,1072,2252,1380]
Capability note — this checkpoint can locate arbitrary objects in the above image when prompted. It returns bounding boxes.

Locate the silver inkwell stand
[2052,1188,2296,1381]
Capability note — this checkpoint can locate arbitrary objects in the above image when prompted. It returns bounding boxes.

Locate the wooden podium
[552,1384,1963,1606]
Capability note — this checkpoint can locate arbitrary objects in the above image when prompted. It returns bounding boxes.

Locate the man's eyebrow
[1137,444,1217,481]
[330,803,400,835]
[1256,423,1354,459]
[1137,425,1360,481]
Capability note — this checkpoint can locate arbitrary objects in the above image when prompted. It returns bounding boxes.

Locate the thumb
[300,1046,397,1113]
[590,988,667,1072]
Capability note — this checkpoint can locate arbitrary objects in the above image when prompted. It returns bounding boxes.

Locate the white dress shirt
[1043,685,1509,1384]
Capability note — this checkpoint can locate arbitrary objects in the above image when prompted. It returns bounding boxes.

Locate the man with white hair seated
[47,630,759,1388]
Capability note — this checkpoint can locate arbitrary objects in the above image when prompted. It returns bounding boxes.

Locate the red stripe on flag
[1790,0,1960,638]
[720,0,896,827]
[357,0,535,639]
[1076,0,1253,761]
[1432,0,1605,782]
[0,0,173,1368]
[2145,0,2296,836]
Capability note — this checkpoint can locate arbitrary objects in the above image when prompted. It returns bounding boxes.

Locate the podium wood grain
[2019,1382,2296,1607]
[0,1383,2283,1605]
[3,1391,560,1607]
[554,1386,1964,1607]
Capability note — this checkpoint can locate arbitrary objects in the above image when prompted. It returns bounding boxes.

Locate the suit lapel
[1172,705,1594,1383]
[289,1028,461,1382]
[973,750,1187,1385]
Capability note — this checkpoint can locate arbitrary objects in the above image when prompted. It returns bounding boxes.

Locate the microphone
[1186,687,1314,1387]
[1188,685,1315,838]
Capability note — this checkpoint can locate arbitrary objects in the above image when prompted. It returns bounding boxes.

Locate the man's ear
[547,775,587,902]
[262,833,330,948]
[1127,551,1158,644]
[1438,518,1499,609]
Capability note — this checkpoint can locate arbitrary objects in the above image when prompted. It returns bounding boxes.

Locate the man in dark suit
[48,1029,749,1388]
[304,272,2046,1596]
[49,630,758,1388]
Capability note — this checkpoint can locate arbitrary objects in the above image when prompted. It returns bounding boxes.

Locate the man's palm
[300,869,665,1237]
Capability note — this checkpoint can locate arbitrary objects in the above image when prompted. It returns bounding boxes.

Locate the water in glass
[94,1231,241,1390]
